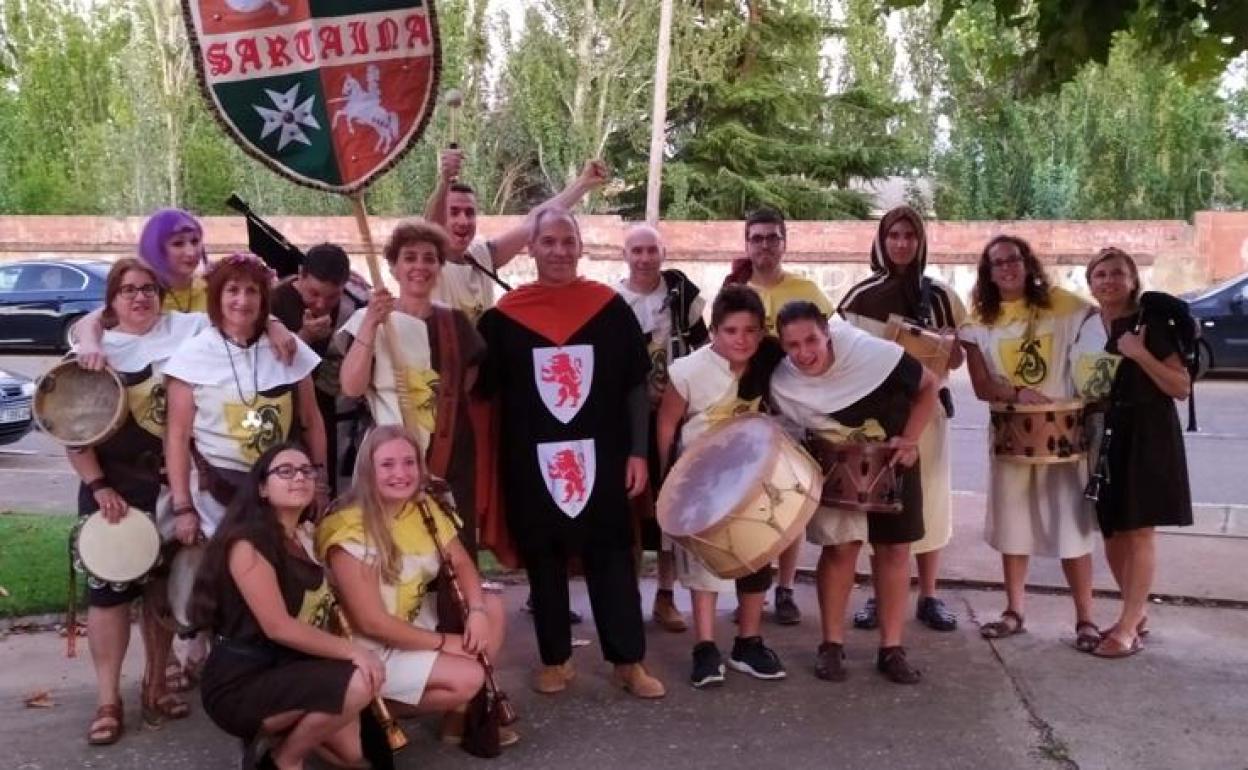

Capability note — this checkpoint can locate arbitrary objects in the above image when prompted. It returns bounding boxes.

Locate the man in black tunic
[477,209,666,699]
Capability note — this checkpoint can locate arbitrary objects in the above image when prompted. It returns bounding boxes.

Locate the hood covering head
[870,205,927,278]
[838,205,931,323]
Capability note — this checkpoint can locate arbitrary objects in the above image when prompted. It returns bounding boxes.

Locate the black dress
[199,533,354,741]
[1097,314,1194,537]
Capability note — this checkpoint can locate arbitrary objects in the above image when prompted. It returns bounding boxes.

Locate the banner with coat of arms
[182,0,440,193]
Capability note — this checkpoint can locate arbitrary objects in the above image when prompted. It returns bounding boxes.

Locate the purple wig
[138,208,205,287]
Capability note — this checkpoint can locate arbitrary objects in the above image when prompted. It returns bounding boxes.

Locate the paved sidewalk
[3,580,1246,770]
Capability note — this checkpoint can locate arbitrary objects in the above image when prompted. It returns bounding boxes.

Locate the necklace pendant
[241,409,262,431]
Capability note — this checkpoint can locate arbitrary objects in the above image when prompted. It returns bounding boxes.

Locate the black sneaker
[728,636,786,680]
[915,596,958,632]
[690,642,726,688]
[814,641,847,682]
[773,586,801,626]
[853,597,878,630]
[877,646,921,685]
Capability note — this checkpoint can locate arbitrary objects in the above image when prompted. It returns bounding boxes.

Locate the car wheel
[62,315,83,352]
[1195,341,1212,380]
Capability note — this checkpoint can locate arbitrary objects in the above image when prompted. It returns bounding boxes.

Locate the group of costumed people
[62,150,1193,769]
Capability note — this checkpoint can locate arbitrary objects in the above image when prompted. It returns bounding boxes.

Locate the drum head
[167,545,205,630]
[76,508,160,583]
[657,414,780,537]
[34,362,127,447]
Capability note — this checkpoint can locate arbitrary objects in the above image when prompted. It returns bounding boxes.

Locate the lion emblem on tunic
[546,449,588,503]
[540,352,584,407]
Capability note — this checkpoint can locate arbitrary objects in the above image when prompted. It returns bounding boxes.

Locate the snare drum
[990,400,1086,464]
[805,437,902,513]
[34,359,128,447]
[657,414,821,579]
[166,544,205,633]
[73,508,161,586]
[884,314,954,380]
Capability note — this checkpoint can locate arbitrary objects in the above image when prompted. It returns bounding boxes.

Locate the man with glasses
[723,207,834,625]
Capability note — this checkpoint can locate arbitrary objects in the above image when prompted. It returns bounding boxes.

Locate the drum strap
[427,306,461,480]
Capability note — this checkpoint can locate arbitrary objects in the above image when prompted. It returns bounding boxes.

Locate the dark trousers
[522,533,645,666]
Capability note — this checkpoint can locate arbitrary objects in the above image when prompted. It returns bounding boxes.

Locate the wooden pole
[350,194,415,429]
[644,0,674,226]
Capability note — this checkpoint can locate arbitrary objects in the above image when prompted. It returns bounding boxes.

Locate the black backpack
[1138,291,1200,431]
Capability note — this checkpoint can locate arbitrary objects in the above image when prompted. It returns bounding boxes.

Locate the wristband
[86,478,111,494]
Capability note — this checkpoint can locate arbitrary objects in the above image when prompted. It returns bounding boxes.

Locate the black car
[0,368,35,446]
[1187,271,1248,376]
[0,260,110,351]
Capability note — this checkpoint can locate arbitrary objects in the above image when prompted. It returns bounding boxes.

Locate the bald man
[614,225,709,633]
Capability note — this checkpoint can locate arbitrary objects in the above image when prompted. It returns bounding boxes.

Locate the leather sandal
[142,680,190,727]
[980,609,1025,639]
[1074,621,1102,653]
[87,702,124,745]
[1091,634,1143,659]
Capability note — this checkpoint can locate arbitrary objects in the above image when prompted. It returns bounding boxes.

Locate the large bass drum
[657,414,821,579]
[33,359,128,447]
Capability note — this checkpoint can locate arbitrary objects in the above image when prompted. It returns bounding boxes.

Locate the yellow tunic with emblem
[958,288,1096,558]
[666,345,762,592]
[1067,309,1123,513]
[316,497,460,706]
[749,271,834,334]
[164,275,209,314]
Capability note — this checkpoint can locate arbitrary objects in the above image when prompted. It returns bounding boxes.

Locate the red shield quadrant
[182,0,440,193]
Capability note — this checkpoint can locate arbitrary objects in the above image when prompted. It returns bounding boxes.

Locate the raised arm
[488,160,610,270]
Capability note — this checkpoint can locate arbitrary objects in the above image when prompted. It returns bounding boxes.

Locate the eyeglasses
[747,234,784,246]
[989,254,1024,269]
[266,464,321,480]
[118,284,159,298]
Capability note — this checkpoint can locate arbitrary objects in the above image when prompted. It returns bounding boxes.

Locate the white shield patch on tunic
[536,439,596,518]
[533,345,593,423]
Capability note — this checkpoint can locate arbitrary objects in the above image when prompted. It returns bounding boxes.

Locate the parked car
[0,368,35,446]
[1187,271,1248,377]
[0,260,110,351]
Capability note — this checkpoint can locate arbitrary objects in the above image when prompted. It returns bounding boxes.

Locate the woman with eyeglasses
[68,258,210,745]
[164,253,327,545]
[959,235,1099,650]
[192,442,384,770]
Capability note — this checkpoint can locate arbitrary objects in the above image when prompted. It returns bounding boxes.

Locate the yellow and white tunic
[164,275,209,314]
[841,283,968,554]
[615,277,706,404]
[339,308,440,452]
[163,327,319,537]
[666,345,763,592]
[749,271,833,334]
[433,241,496,325]
[1067,309,1123,497]
[315,497,460,706]
[958,288,1096,558]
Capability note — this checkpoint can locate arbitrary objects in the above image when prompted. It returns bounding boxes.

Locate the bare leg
[915,549,941,599]
[482,592,507,660]
[87,604,130,708]
[736,590,766,638]
[656,550,676,592]
[874,543,911,648]
[268,669,372,769]
[1002,554,1029,616]
[1104,534,1127,591]
[386,653,484,716]
[1060,554,1095,626]
[691,590,718,643]
[816,543,860,643]
[1111,529,1154,644]
[777,540,800,590]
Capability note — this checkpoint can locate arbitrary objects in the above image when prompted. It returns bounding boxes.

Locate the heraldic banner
[183,0,440,193]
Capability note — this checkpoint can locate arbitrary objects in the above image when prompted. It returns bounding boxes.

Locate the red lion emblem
[546,449,588,503]
[540,352,583,407]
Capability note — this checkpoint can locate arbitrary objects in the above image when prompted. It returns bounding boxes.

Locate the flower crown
[203,251,277,282]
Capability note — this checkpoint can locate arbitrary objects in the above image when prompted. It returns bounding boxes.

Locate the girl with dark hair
[837,205,968,633]
[654,284,787,688]
[1072,247,1192,658]
[164,253,327,544]
[193,443,383,769]
[68,258,207,745]
[770,301,939,685]
[958,235,1099,650]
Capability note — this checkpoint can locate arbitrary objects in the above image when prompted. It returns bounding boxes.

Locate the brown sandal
[980,609,1025,639]
[142,681,190,727]
[1091,634,1143,659]
[87,703,124,745]
[165,661,192,693]
[1074,621,1102,653]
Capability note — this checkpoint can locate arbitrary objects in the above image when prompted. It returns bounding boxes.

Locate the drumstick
[444,89,463,150]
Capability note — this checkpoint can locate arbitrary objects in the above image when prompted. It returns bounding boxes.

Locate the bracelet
[357,337,375,349]
[86,478,111,494]
[434,633,446,652]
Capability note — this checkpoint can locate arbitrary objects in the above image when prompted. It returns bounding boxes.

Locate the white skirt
[983,454,1096,559]
[362,596,441,706]
[910,411,953,555]
[673,543,734,594]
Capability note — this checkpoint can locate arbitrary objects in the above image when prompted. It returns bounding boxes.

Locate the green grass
[0,512,82,619]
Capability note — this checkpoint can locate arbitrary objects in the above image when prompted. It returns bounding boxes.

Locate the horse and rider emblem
[536,440,596,518]
[182,0,441,192]
[533,345,594,424]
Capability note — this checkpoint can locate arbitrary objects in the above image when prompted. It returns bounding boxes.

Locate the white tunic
[432,240,496,325]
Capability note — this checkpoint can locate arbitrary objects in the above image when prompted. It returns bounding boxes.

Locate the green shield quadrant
[214,71,342,187]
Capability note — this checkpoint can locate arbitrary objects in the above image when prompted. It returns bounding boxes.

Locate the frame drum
[74,508,161,585]
[34,359,128,447]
